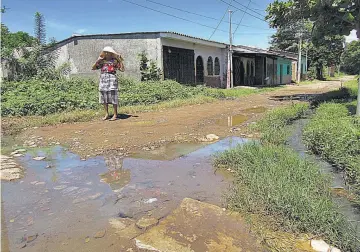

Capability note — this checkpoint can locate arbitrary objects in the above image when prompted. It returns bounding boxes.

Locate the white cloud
[345,30,358,43]
[75,29,87,34]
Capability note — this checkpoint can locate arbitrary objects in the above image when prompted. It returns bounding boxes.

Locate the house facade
[51,31,306,88]
[52,31,227,87]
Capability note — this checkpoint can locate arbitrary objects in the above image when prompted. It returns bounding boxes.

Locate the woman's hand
[92,56,104,70]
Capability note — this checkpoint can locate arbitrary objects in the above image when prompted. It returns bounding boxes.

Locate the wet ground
[2,137,254,252]
[12,80,343,158]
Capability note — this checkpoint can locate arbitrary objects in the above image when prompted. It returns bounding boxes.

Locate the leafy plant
[138,50,162,81]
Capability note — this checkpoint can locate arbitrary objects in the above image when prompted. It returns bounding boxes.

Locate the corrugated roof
[51,31,227,48]
[50,31,299,60]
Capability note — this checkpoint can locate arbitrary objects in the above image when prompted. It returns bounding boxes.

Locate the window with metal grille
[207,56,213,76]
[214,57,220,75]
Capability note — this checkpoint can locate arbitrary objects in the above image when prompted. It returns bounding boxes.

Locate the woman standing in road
[92,46,125,121]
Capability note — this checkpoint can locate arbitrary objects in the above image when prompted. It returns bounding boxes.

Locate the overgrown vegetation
[214,143,358,251]
[1,73,281,117]
[215,98,359,250]
[138,51,162,81]
[303,103,360,193]
[341,40,360,75]
[254,103,309,145]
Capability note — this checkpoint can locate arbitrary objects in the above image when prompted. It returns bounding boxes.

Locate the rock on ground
[136,217,159,230]
[0,155,24,181]
[135,198,265,252]
[310,240,341,252]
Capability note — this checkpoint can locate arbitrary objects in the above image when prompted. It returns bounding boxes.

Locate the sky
[2,0,277,48]
[2,0,357,49]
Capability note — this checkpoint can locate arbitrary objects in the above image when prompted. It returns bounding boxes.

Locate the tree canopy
[1,24,36,58]
[341,40,360,74]
[266,0,359,40]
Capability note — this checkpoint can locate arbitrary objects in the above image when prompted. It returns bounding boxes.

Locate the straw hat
[102,46,119,56]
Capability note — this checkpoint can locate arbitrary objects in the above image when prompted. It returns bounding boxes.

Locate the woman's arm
[92,57,104,70]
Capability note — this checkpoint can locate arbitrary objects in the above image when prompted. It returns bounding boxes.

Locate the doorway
[279,64,283,84]
[196,56,204,83]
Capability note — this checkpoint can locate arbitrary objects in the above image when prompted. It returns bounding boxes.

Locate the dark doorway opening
[196,56,204,83]
[233,57,245,86]
[163,46,195,84]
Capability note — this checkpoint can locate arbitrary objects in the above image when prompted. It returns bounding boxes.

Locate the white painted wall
[161,38,227,85]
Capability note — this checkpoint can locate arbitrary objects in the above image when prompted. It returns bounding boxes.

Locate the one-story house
[50,31,307,88]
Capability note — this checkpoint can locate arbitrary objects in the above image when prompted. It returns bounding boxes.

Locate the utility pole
[226,10,233,89]
[297,34,302,83]
[357,73,360,116]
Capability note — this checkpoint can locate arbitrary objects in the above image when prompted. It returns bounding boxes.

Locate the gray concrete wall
[54,33,161,80]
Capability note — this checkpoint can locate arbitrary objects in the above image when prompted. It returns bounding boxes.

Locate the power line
[218,0,267,22]
[232,0,266,18]
[146,0,269,30]
[122,0,273,36]
[209,0,233,39]
[233,0,252,36]
[122,0,224,31]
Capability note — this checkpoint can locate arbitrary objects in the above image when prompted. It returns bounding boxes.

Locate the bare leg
[103,104,110,120]
[110,104,118,121]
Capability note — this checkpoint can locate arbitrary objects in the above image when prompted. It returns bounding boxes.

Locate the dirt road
[22,80,342,157]
[1,79,346,252]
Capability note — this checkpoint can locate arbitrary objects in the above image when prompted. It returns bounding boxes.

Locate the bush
[214,143,357,251]
[255,103,309,145]
[1,78,99,116]
[1,76,226,116]
[303,103,360,190]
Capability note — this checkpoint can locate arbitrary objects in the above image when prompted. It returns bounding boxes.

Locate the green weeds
[214,143,358,251]
[254,103,309,145]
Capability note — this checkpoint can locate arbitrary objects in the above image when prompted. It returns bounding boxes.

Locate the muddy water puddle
[2,137,249,251]
[215,107,266,127]
[216,114,249,126]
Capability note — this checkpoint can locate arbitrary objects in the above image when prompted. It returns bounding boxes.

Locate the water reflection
[101,156,130,191]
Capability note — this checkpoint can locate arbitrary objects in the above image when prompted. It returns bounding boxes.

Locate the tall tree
[34,12,46,45]
[266,0,360,116]
[269,21,312,53]
[341,40,360,75]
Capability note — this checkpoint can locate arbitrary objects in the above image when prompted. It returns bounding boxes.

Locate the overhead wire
[232,0,266,18]
[121,0,273,36]
[145,0,270,30]
[232,0,252,36]
[218,0,267,22]
[209,0,233,39]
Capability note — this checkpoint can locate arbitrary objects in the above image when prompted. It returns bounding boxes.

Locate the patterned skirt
[99,72,118,105]
[99,90,118,105]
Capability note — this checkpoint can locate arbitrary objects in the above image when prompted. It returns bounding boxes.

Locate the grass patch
[1,76,282,117]
[254,103,309,145]
[344,78,359,98]
[214,143,358,251]
[303,103,360,193]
